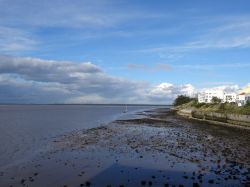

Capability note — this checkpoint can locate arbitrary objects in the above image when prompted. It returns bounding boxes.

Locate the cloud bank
[0,55,200,104]
[0,56,247,104]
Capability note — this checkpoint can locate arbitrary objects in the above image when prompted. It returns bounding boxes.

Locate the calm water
[0,104,162,169]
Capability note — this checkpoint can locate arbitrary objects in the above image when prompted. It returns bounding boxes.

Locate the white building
[236,93,250,106]
[198,90,250,106]
[198,90,224,103]
[223,93,237,103]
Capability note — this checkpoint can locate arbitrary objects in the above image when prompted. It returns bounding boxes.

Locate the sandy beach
[1,108,250,187]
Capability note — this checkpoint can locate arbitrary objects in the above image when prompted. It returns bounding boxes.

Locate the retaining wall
[177,108,250,129]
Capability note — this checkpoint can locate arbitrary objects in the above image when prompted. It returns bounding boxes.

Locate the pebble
[208,179,214,184]
[86,181,91,186]
[141,180,146,185]
[193,183,200,187]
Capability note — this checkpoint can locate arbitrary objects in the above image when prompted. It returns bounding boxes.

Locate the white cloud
[146,83,196,102]
[173,63,250,70]
[0,26,37,53]
[200,84,240,93]
[0,55,198,104]
[0,55,248,104]
[0,55,101,83]
[0,55,144,103]
[127,63,171,72]
[0,0,165,29]
[137,17,250,61]
[0,0,169,54]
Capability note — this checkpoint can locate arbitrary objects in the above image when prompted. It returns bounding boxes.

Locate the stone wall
[176,108,250,129]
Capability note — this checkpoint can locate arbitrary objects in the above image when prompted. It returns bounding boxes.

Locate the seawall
[176,108,250,129]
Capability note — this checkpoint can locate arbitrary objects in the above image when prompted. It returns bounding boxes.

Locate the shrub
[242,101,250,114]
[192,102,206,108]
[245,100,250,106]
[219,103,226,110]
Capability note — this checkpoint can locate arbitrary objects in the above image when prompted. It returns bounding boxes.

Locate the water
[0,104,161,168]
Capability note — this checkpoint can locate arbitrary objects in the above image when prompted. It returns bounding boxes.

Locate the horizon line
[0,103,172,106]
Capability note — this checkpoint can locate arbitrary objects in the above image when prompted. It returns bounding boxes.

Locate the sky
[0,0,250,104]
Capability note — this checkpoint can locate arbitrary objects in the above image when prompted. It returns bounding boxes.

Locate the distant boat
[123,104,128,113]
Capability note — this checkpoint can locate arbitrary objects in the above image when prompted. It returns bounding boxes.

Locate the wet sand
[1,108,250,187]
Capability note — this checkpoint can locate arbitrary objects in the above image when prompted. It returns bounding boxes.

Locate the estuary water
[0,104,160,169]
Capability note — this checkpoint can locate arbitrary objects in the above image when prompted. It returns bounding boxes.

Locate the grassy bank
[176,100,250,115]
[174,96,250,115]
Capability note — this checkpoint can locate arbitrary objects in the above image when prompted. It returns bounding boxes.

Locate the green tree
[174,95,194,106]
[211,97,222,104]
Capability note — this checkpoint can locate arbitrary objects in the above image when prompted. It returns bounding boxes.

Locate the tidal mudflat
[1,108,250,187]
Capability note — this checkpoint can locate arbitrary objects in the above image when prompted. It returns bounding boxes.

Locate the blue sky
[0,0,250,104]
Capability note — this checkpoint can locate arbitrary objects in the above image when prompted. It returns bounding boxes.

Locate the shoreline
[1,107,249,186]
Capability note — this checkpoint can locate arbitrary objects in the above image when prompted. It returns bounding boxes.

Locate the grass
[188,101,250,115]
[173,95,250,115]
